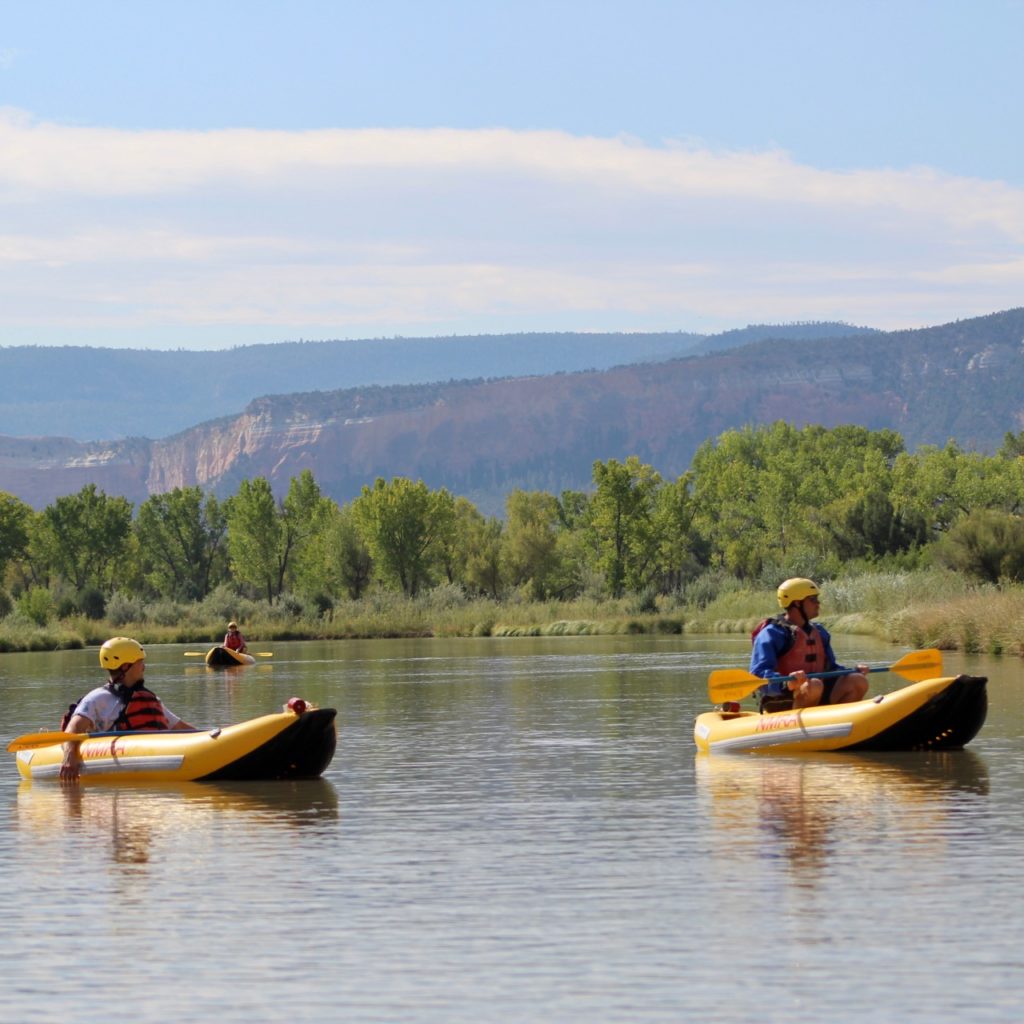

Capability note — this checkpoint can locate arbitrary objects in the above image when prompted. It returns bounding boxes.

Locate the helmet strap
[789,600,812,629]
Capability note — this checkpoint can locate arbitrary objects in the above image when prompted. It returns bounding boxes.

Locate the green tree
[461,507,505,599]
[690,422,908,576]
[352,477,456,596]
[134,487,227,600]
[654,472,707,590]
[227,471,334,603]
[225,477,284,602]
[502,489,564,599]
[36,484,133,592]
[932,510,1024,582]
[891,442,1024,538]
[0,491,32,581]
[589,456,663,597]
[281,470,337,599]
[322,503,374,601]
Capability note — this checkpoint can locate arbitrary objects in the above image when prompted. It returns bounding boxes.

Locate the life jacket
[112,683,170,731]
[59,682,169,732]
[224,632,245,651]
[751,615,828,676]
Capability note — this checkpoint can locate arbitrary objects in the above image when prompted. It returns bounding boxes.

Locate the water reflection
[15,778,339,868]
[696,751,990,887]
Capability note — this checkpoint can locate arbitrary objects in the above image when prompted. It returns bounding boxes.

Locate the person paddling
[223,621,248,654]
[750,578,870,713]
[59,637,194,783]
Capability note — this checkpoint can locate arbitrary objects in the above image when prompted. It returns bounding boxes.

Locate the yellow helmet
[777,578,820,608]
[99,636,145,671]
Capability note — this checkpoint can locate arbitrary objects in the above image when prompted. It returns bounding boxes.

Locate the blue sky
[2,0,1022,348]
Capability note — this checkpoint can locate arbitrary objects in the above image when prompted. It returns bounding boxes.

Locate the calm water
[1,635,1022,1023]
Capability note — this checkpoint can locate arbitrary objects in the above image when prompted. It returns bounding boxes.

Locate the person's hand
[59,747,82,783]
[787,669,808,691]
[856,663,870,676]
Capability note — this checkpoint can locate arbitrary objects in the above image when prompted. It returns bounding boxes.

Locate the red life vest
[114,685,170,731]
[224,632,245,651]
[775,624,828,677]
[60,683,170,731]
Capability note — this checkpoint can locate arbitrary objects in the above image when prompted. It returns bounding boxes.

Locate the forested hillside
[0,322,871,440]
[0,308,1020,514]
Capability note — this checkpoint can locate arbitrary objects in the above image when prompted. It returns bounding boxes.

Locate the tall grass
[2,570,1024,657]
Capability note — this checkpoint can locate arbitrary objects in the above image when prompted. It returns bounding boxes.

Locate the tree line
[2,421,1024,622]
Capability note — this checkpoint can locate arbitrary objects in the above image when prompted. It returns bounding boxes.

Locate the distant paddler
[223,620,248,654]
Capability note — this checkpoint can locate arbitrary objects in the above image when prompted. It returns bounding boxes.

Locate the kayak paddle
[707,648,943,704]
[184,651,273,657]
[8,730,92,752]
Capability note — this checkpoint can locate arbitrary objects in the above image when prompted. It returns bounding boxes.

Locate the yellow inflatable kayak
[694,674,987,755]
[205,645,256,667]
[11,703,336,783]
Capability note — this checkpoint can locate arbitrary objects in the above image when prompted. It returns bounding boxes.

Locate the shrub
[145,598,186,627]
[17,586,54,626]
[106,590,146,627]
[76,587,107,620]
[932,510,1024,583]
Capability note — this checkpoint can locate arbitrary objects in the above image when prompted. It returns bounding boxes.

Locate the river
[1,634,1021,1022]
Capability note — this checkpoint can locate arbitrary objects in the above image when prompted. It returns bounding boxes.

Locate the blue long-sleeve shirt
[749,619,848,698]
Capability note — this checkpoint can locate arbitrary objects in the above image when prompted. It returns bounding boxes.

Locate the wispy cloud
[0,109,1021,345]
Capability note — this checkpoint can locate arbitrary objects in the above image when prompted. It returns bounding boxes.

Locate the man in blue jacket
[751,578,869,712]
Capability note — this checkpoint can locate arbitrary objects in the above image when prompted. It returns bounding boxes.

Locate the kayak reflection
[696,750,989,886]
[16,777,339,865]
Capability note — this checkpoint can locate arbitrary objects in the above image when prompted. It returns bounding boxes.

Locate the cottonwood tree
[0,491,32,582]
[351,477,456,596]
[35,484,133,593]
[589,456,662,597]
[502,489,564,599]
[227,471,334,603]
[134,487,227,600]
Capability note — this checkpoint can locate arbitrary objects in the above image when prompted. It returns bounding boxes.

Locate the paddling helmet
[99,636,145,670]
[777,578,820,608]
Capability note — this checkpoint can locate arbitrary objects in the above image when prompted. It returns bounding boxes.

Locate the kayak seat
[759,695,795,714]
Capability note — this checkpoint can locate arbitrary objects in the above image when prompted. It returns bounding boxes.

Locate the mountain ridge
[0,321,874,441]
[1,310,1020,514]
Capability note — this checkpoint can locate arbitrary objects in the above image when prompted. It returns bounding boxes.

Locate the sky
[1,0,1023,349]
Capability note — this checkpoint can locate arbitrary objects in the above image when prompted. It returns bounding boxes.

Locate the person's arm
[162,705,195,732]
[750,627,793,696]
[816,625,867,675]
[59,712,94,783]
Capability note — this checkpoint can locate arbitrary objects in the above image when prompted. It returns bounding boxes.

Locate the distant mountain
[1,310,1019,514]
[0,323,874,441]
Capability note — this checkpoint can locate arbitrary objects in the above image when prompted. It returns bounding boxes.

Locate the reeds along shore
[1,570,1022,658]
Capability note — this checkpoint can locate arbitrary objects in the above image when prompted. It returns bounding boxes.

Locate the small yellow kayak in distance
[205,645,256,667]
[694,674,987,755]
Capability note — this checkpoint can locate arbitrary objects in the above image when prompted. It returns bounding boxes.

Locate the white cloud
[0,108,1022,343]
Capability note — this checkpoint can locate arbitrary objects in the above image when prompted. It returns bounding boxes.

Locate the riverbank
[2,570,1022,657]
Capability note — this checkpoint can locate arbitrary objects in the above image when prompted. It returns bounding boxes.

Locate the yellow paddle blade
[184,652,208,657]
[707,668,765,704]
[889,648,942,682]
[8,731,88,752]
[706,648,944,705]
